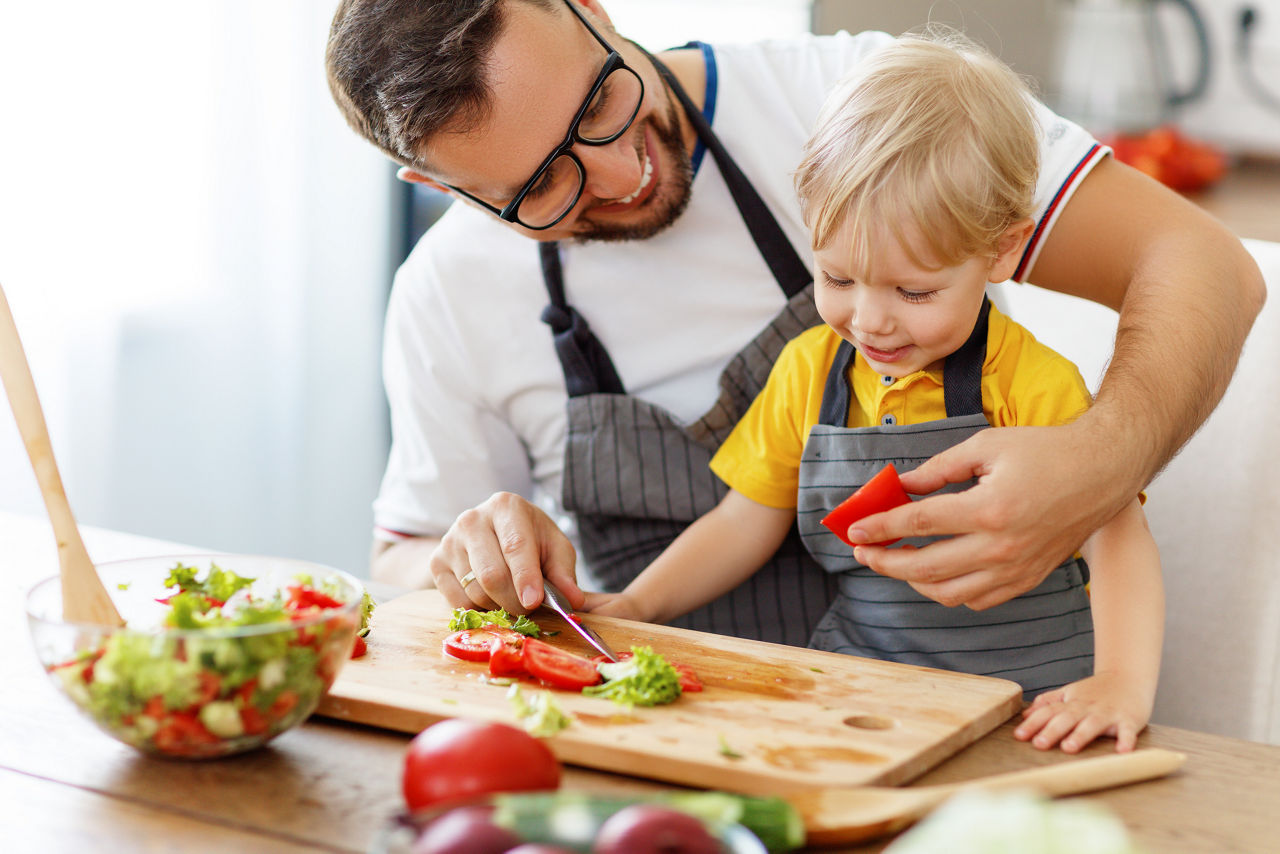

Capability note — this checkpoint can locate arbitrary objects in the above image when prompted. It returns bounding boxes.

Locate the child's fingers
[1114,720,1139,753]
[1017,703,1083,749]
[1058,713,1113,754]
[1023,689,1064,716]
[1028,706,1087,751]
[1014,703,1057,740]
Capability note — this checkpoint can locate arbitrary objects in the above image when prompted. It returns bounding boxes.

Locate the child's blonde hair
[795,29,1039,275]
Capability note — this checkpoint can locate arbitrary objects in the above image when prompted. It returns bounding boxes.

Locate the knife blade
[541,579,620,662]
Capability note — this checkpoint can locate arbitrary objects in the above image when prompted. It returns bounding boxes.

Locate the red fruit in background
[410,806,521,854]
[1103,126,1226,192]
[593,805,722,854]
[402,718,561,812]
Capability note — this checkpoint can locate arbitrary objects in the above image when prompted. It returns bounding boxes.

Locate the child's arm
[1014,497,1164,753]
[585,490,796,624]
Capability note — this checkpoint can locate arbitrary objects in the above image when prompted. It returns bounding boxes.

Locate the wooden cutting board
[316,590,1022,794]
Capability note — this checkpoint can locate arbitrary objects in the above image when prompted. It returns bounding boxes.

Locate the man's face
[424,1,693,243]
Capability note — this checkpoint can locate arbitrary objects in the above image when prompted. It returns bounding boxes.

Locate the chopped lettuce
[582,646,681,707]
[507,684,571,737]
[448,607,541,637]
[163,562,255,603]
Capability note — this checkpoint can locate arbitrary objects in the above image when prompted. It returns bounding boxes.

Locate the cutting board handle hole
[842,714,896,730]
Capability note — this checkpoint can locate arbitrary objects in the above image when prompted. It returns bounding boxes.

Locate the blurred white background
[0,1,811,576]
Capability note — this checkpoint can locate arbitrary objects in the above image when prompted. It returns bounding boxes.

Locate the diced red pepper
[820,463,911,548]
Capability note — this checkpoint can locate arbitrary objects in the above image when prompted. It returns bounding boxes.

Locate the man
[325,0,1263,645]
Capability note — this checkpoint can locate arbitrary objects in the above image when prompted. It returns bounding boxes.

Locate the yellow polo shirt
[711,304,1093,509]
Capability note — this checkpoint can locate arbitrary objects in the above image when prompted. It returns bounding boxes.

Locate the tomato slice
[522,638,601,690]
[820,463,911,548]
[442,625,526,662]
[672,662,703,693]
[488,637,527,677]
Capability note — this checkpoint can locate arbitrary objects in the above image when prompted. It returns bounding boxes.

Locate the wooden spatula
[786,746,1186,846]
[0,283,124,627]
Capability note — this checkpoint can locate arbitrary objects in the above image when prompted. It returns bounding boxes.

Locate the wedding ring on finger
[458,571,478,590]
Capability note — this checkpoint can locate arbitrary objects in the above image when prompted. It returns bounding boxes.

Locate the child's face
[813,218,1029,378]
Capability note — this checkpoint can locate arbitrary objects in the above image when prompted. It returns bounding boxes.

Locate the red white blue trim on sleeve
[1013,143,1110,282]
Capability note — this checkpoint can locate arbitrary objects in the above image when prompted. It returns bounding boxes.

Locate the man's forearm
[1094,225,1263,484]
[370,536,442,589]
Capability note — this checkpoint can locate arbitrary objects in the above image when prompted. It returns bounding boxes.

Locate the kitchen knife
[541,579,620,662]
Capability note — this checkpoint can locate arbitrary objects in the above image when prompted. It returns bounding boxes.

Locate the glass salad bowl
[26,553,366,759]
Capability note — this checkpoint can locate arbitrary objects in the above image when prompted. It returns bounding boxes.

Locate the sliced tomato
[672,662,703,693]
[350,634,368,658]
[442,625,526,662]
[488,637,526,677]
[820,463,911,548]
[522,638,601,690]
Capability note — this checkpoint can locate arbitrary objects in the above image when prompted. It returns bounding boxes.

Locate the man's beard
[571,94,693,244]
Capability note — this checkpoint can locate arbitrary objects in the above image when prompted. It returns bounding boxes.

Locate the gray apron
[797,300,1095,698]
[537,50,837,646]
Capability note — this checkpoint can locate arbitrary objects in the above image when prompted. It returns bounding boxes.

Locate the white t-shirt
[373,31,1108,541]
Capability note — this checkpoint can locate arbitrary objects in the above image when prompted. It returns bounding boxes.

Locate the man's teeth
[615,154,653,205]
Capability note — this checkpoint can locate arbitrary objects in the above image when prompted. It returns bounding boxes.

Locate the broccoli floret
[582,646,681,707]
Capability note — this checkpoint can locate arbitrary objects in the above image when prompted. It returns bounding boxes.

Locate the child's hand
[1014,671,1154,753]
[581,590,647,622]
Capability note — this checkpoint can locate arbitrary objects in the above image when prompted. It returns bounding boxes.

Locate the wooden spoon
[786,747,1186,846]
[0,283,124,627]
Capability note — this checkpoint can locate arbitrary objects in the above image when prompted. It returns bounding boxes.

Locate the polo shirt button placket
[880,374,895,386]
[881,414,897,426]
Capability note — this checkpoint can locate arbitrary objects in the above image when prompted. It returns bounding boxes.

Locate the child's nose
[854,293,895,334]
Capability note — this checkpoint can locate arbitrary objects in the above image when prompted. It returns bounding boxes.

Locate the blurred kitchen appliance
[1050,0,1212,135]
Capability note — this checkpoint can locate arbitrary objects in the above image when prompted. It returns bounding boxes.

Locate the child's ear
[988,218,1036,282]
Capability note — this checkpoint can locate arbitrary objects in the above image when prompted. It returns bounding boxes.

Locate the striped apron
[536,54,837,646]
[796,300,1095,698]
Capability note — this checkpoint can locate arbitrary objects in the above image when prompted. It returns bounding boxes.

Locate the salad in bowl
[26,553,372,759]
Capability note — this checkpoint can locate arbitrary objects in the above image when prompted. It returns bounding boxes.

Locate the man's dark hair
[326,0,555,172]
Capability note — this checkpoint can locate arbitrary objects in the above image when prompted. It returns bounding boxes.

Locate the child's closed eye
[898,288,937,303]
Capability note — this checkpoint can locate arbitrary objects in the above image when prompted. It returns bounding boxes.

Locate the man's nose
[575,137,644,201]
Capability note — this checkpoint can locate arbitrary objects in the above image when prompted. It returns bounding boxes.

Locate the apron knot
[539,303,574,333]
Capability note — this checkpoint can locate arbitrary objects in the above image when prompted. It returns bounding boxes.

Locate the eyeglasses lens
[515,66,643,228]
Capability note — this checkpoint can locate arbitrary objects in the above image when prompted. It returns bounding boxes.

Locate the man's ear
[575,0,614,29]
[988,218,1036,283]
[396,166,451,195]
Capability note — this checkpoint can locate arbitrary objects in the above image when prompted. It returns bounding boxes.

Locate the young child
[586,32,1164,754]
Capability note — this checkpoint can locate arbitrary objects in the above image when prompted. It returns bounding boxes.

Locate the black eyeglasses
[442,0,644,229]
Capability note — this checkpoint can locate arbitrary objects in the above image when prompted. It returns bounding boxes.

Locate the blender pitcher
[1050,0,1211,135]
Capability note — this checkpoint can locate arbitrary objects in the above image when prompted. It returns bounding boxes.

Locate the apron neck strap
[538,44,813,398]
[646,47,812,299]
[818,297,992,426]
[539,241,626,397]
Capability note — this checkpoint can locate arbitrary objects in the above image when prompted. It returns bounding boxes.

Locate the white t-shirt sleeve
[1015,100,1110,281]
[373,231,536,540]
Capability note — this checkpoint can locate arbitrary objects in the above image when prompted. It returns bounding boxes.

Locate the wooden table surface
[5,510,1278,852]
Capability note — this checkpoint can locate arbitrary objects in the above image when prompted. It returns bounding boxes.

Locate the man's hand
[428,492,581,615]
[846,424,1133,610]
